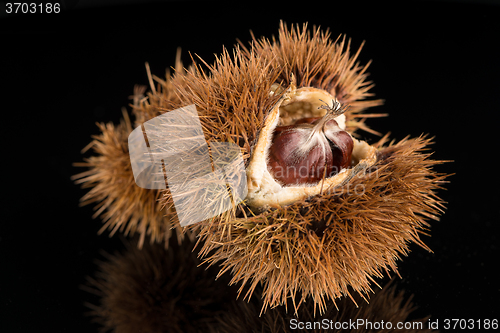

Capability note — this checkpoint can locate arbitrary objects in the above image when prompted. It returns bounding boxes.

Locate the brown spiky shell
[75,22,448,313]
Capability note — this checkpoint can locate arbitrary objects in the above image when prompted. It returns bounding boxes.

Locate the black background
[1,0,499,331]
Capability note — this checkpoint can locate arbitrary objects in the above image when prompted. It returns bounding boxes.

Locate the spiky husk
[84,237,236,333]
[197,136,447,314]
[212,281,436,333]
[75,23,449,314]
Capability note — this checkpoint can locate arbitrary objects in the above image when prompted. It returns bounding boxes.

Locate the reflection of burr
[213,281,436,333]
[84,237,436,333]
[83,237,236,333]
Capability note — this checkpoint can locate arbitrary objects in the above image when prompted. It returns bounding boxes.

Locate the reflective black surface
[2,1,499,331]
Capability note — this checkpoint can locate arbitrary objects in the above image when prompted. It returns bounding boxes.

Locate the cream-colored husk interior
[245,86,377,209]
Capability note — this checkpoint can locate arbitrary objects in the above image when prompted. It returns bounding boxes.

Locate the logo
[128,105,247,227]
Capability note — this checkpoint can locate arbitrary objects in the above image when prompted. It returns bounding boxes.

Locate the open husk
[75,22,448,314]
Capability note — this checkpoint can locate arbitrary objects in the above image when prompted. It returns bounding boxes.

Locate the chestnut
[268,115,353,186]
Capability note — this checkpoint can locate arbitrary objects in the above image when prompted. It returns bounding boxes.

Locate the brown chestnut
[267,102,353,186]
